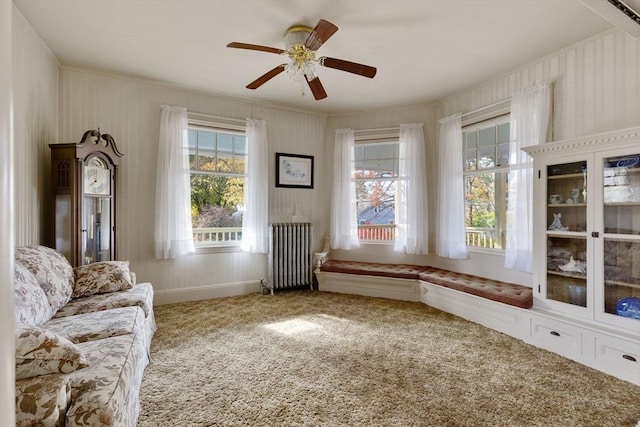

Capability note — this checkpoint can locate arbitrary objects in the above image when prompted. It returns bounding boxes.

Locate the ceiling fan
[227,19,377,100]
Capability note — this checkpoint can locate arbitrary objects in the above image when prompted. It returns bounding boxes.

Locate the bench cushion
[418,267,533,309]
[320,259,427,280]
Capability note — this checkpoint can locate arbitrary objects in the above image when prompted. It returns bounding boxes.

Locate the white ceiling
[14,0,617,114]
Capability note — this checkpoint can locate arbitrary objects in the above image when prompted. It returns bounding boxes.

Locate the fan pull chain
[300,78,306,98]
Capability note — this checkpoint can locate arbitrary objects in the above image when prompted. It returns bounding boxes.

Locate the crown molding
[523,126,640,156]
[578,0,640,38]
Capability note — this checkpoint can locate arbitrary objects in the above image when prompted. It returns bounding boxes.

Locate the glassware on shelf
[567,285,587,306]
[559,256,586,274]
[548,213,568,231]
[603,239,640,318]
[615,297,640,320]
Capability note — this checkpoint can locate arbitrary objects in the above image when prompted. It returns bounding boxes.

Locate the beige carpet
[138,290,640,426]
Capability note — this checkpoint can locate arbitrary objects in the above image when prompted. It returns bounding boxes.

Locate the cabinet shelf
[602,233,640,242]
[547,204,587,209]
[548,173,585,180]
[605,280,640,290]
[547,269,587,281]
[546,231,587,238]
[605,201,640,207]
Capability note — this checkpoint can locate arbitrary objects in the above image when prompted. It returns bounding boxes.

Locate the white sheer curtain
[394,123,429,255]
[154,105,195,259]
[505,83,552,272]
[330,128,360,250]
[436,113,468,259]
[240,118,269,254]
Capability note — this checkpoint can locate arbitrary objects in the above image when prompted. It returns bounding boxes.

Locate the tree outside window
[354,140,399,241]
[463,117,510,249]
[188,126,246,245]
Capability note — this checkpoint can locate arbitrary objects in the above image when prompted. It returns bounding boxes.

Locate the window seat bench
[316,259,533,340]
[318,259,533,309]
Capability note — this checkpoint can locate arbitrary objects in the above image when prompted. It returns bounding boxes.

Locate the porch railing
[358,224,396,241]
[465,227,499,249]
[192,225,500,249]
[193,227,242,245]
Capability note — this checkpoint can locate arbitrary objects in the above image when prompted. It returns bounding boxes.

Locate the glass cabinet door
[600,153,640,325]
[545,161,588,308]
[81,196,112,265]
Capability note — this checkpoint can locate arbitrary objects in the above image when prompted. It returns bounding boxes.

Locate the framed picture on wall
[275,152,314,189]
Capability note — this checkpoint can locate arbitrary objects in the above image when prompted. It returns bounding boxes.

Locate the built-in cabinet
[523,127,640,386]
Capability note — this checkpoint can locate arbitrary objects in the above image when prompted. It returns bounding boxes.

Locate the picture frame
[275,152,314,189]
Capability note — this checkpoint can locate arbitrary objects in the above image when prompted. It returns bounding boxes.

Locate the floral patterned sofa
[13,245,156,427]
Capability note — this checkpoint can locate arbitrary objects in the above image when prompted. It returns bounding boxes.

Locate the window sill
[195,244,242,254]
[466,246,505,256]
[359,240,394,246]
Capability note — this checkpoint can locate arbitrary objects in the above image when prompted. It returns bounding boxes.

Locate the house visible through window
[354,138,399,242]
[463,115,510,249]
[188,123,246,247]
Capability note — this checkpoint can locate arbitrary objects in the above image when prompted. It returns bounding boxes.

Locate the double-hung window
[463,115,510,250]
[354,136,399,242]
[188,123,246,248]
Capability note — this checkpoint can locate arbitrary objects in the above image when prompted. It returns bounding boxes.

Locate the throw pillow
[14,262,52,326]
[73,261,133,298]
[15,246,74,313]
[15,325,88,380]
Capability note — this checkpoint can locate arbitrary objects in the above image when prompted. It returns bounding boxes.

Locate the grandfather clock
[49,129,123,266]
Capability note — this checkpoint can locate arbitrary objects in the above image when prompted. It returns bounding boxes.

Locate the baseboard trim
[154,281,262,305]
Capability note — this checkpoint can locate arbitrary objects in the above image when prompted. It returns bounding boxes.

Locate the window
[188,124,246,247]
[463,116,510,249]
[354,138,399,242]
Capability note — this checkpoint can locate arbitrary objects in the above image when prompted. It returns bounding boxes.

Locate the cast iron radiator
[266,222,313,294]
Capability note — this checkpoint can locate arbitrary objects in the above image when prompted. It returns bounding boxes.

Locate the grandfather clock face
[83,156,111,195]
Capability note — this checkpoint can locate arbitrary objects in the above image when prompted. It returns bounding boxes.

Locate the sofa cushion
[418,267,533,309]
[44,306,146,344]
[320,259,427,280]
[72,261,134,298]
[15,246,74,313]
[14,262,52,326]
[66,334,146,427]
[15,325,88,380]
[54,282,155,319]
[15,373,70,427]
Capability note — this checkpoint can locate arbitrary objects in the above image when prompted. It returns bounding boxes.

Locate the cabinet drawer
[594,335,640,380]
[528,316,584,356]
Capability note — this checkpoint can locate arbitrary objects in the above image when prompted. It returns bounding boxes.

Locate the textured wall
[12,12,640,294]
[438,28,640,141]
[1,3,15,425]
[58,69,327,292]
[12,7,58,246]
[325,28,640,286]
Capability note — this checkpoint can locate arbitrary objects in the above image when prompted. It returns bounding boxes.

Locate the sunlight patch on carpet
[262,318,322,335]
[317,313,351,322]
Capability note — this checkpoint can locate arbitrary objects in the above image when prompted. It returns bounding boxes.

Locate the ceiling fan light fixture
[283,25,313,50]
[285,60,317,82]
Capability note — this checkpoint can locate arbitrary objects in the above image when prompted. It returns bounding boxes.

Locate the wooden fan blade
[320,57,377,78]
[246,65,286,89]
[227,42,285,55]
[306,76,328,100]
[304,19,338,51]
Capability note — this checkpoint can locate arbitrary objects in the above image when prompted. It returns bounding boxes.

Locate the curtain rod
[188,111,246,125]
[460,98,510,118]
[354,126,400,134]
